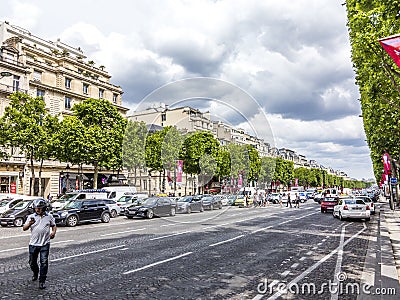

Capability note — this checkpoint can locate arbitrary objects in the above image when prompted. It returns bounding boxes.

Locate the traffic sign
[390,177,398,185]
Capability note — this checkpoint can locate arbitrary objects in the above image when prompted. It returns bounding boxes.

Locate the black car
[0,197,45,227]
[126,197,176,219]
[201,195,222,210]
[51,200,111,226]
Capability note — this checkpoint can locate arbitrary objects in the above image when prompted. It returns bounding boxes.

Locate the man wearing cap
[23,199,57,290]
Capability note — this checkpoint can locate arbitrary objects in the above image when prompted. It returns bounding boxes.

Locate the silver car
[176,196,204,213]
[333,198,370,221]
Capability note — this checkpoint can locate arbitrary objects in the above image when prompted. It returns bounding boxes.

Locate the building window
[12,75,20,91]
[65,78,71,89]
[161,113,166,121]
[113,93,118,103]
[83,83,89,95]
[99,88,104,99]
[65,96,71,109]
[37,89,45,99]
[78,68,83,74]
[33,70,42,82]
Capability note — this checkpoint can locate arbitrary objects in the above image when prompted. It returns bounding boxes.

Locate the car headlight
[139,208,147,211]
[60,212,68,217]
[8,215,14,218]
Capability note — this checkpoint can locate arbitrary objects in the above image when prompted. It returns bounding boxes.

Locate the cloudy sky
[1,0,374,180]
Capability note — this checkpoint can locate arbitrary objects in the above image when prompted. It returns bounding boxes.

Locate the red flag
[382,152,391,175]
[379,34,400,69]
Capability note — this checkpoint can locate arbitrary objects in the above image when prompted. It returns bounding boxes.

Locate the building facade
[0,21,129,197]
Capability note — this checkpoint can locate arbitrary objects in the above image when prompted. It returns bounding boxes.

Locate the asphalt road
[0,201,381,299]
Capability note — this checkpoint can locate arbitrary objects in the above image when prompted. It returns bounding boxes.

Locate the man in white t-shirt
[23,199,57,290]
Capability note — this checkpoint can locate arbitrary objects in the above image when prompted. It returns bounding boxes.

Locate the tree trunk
[93,163,98,189]
[38,158,44,197]
[29,152,35,196]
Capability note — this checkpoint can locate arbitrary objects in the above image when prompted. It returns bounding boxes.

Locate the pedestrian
[287,193,292,208]
[23,199,57,290]
[295,193,300,208]
[279,193,283,207]
[245,194,249,207]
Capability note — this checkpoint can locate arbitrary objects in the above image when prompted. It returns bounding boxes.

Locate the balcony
[0,55,25,68]
[0,83,27,94]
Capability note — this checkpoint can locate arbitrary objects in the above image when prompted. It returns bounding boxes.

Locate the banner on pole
[379,34,400,69]
[176,160,183,183]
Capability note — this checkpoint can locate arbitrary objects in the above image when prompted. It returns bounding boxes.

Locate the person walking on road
[279,193,283,207]
[295,193,300,208]
[287,193,292,208]
[23,199,57,290]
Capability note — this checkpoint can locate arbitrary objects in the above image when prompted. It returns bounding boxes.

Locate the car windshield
[12,200,30,209]
[64,201,82,209]
[117,196,133,203]
[0,200,10,207]
[227,195,236,200]
[143,198,158,206]
[60,193,77,201]
[178,197,192,202]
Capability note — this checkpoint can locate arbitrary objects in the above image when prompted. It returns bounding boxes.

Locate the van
[103,186,137,201]
[51,190,108,210]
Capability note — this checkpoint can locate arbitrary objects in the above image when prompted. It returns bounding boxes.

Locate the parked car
[0,197,24,214]
[51,189,108,210]
[117,195,146,215]
[201,196,222,210]
[333,198,370,221]
[270,193,281,204]
[125,197,176,219]
[51,199,111,226]
[177,196,204,213]
[98,199,120,218]
[213,195,230,206]
[227,195,238,206]
[0,196,47,227]
[320,197,339,213]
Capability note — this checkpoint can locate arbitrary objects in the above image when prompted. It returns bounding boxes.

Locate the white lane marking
[251,225,273,234]
[263,225,366,300]
[0,234,30,240]
[160,224,177,227]
[281,270,290,277]
[209,235,245,247]
[291,263,299,269]
[0,240,74,253]
[149,231,192,241]
[51,245,124,262]
[331,225,347,300]
[306,251,313,255]
[120,248,129,250]
[312,246,318,250]
[299,257,306,261]
[203,223,230,230]
[100,228,146,237]
[123,252,193,275]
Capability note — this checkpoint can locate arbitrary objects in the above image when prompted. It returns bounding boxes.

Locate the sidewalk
[381,200,400,283]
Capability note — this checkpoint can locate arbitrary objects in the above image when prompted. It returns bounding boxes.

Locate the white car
[100,199,121,218]
[333,198,370,221]
[355,196,375,215]
[0,198,24,213]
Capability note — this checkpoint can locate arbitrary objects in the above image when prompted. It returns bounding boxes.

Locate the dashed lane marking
[123,252,193,275]
[0,240,74,253]
[100,228,147,237]
[209,235,245,247]
[51,245,125,262]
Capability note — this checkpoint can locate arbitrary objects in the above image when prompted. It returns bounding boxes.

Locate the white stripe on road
[0,234,30,240]
[100,228,146,237]
[331,225,347,300]
[160,224,177,227]
[0,240,74,253]
[209,235,245,247]
[281,270,290,277]
[203,223,230,230]
[149,231,192,241]
[51,245,124,262]
[262,225,367,300]
[123,252,193,275]
[299,256,306,261]
[291,263,299,269]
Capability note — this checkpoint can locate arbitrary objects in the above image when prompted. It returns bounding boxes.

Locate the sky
[0,0,375,180]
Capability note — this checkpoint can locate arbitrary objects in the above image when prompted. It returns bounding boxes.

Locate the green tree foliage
[258,157,276,186]
[217,146,232,178]
[346,0,400,180]
[61,98,127,188]
[160,126,184,171]
[145,129,167,173]
[246,145,261,182]
[227,143,249,181]
[0,92,57,195]
[122,121,147,185]
[273,158,294,186]
[180,131,220,176]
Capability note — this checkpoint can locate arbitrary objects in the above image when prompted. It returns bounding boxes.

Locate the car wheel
[101,212,111,223]
[66,215,78,227]
[170,208,176,216]
[147,210,154,219]
[187,207,192,214]
[0,224,7,227]
[126,216,133,219]
[365,217,370,221]
[219,204,222,209]
[13,218,24,227]
[110,209,118,218]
